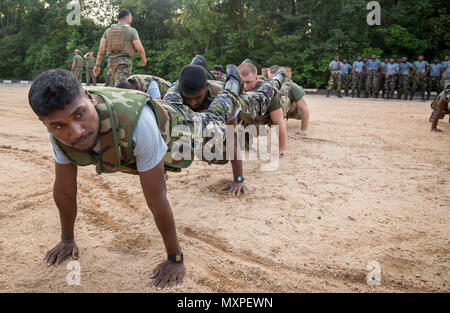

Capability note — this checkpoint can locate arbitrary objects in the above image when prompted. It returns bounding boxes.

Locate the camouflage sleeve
[239,79,280,120]
[162,84,183,104]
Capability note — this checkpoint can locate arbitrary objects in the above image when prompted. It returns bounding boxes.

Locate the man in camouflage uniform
[83,51,97,86]
[384,58,400,99]
[365,54,382,98]
[428,57,443,97]
[430,80,450,132]
[340,58,352,97]
[71,49,83,82]
[211,65,226,82]
[411,55,430,101]
[397,57,413,100]
[352,56,365,98]
[268,66,310,137]
[327,55,342,98]
[27,68,284,291]
[94,10,147,87]
[379,58,389,98]
[118,74,173,99]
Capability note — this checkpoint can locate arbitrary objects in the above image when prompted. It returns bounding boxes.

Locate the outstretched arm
[45,162,79,266]
[139,160,185,289]
[133,40,147,67]
[225,118,246,196]
[296,98,310,136]
[94,38,107,77]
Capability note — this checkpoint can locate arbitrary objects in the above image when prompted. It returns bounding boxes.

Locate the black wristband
[234,176,244,183]
[168,252,183,263]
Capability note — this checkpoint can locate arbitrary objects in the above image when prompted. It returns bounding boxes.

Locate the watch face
[175,254,182,262]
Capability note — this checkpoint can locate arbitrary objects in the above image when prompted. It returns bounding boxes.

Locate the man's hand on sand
[223,182,247,196]
[44,240,78,266]
[151,260,185,290]
[296,129,307,137]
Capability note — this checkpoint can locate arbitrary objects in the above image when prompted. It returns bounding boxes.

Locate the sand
[0,85,448,293]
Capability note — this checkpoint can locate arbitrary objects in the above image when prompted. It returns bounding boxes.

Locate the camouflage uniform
[430,85,450,120]
[412,60,429,97]
[53,80,280,174]
[127,74,172,98]
[428,63,443,95]
[86,56,97,86]
[278,79,304,120]
[103,22,140,87]
[327,60,342,95]
[72,54,83,82]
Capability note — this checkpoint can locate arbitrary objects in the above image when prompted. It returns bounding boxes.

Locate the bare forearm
[149,198,181,255]
[53,188,77,241]
[298,100,310,131]
[431,100,446,130]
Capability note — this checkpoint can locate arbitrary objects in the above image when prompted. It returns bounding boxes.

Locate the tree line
[0,0,448,87]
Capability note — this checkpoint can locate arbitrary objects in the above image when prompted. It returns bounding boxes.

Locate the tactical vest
[128,74,172,98]
[106,24,135,58]
[278,79,302,120]
[54,87,193,175]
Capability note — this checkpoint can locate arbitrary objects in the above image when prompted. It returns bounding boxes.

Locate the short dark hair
[179,65,208,95]
[116,81,137,90]
[28,69,83,117]
[213,65,223,73]
[118,10,131,20]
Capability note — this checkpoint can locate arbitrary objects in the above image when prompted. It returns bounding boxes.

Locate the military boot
[326,90,330,98]
[426,92,430,100]
[345,90,349,97]
[351,91,355,98]
[403,93,408,100]
[225,64,244,97]
[409,92,414,101]
[337,92,342,98]
[421,92,425,101]
[357,91,361,98]
[364,92,369,98]
[369,91,373,98]
[272,67,287,89]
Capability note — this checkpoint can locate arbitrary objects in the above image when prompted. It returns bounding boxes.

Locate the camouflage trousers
[428,76,442,94]
[105,69,113,87]
[412,73,428,93]
[378,74,386,93]
[397,75,410,95]
[341,74,351,91]
[441,72,450,89]
[158,79,279,164]
[365,71,378,92]
[384,75,397,97]
[86,68,97,86]
[352,72,364,93]
[72,67,82,82]
[108,56,132,87]
[327,73,341,92]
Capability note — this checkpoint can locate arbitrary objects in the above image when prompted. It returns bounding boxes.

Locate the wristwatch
[168,252,183,263]
[95,64,100,67]
[234,176,244,183]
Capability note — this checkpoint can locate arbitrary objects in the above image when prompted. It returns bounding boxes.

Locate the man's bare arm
[45,162,79,266]
[133,40,147,66]
[225,118,246,196]
[296,98,310,136]
[139,160,185,289]
[93,38,107,76]
[431,98,446,132]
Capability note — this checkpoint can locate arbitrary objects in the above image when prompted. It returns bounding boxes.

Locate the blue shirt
[381,62,389,74]
[429,63,443,77]
[340,63,352,75]
[366,59,382,71]
[146,79,162,99]
[386,63,399,75]
[329,61,341,74]
[413,61,429,74]
[443,61,450,73]
[50,105,168,173]
[352,61,364,73]
[399,62,413,75]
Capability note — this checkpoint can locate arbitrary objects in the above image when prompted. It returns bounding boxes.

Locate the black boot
[403,93,408,100]
[326,90,330,98]
[272,67,286,89]
[357,91,361,98]
[364,92,369,98]
[351,91,355,98]
[426,92,430,101]
[345,90,349,97]
[369,91,373,98]
[337,92,342,98]
[225,64,244,96]
[409,92,414,101]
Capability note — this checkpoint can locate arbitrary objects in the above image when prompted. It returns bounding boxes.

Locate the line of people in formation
[327,54,450,101]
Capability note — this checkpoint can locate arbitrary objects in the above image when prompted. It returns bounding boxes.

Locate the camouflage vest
[54,87,193,175]
[106,24,135,58]
[278,78,302,120]
[128,74,172,98]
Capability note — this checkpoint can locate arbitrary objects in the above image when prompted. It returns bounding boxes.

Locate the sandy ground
[0,84,449,293]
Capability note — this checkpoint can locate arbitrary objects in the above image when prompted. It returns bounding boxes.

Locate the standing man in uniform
[379,58,389,99]
[441,55,450,89]
[364,54,382,98]
[71,49,83,83]
[94,10,147,87]
[411,55,430,101]
[326,55,342,98]
[428,57,443,97]
[384,58,400,99]
[340,58,352,97]
[351,56,365,98]
[83,51,97,86]
[397,57,413,100]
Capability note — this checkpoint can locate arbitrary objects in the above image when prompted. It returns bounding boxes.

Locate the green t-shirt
[102,23,140,43]
[289,83,305,102]
[73,54,83,68]
[86,56,96,68]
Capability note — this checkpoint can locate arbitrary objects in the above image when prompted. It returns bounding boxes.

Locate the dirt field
[0,84,448,293]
